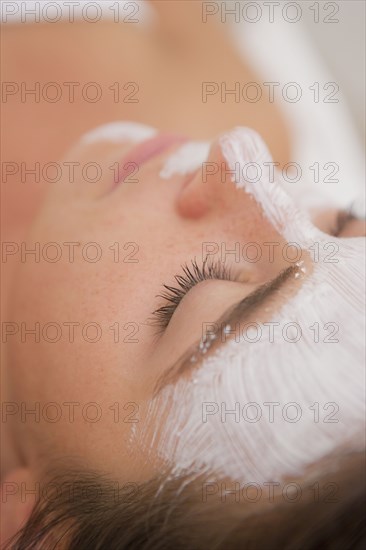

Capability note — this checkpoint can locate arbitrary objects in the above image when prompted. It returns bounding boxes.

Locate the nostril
[176,175,210,219]
[175,139,224,219]
[175,137,262,220]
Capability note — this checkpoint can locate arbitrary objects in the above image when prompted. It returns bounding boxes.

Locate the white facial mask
[159,141,210,179]
[81,121,157,145]
[141,127,365,483]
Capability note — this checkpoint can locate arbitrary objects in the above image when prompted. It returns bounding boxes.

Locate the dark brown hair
[5,451,366,550]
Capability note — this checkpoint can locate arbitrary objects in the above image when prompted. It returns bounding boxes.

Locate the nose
[176,127,317,249]
[176,138,258,220]
[174,133,304,280]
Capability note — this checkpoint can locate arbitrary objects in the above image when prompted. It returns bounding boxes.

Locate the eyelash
[151,258,234,332]
[150,208,357,333]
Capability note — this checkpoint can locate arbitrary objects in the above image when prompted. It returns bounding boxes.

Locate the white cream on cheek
[142,127,365,482]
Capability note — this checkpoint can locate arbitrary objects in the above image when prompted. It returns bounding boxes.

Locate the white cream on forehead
[142,127,365,482]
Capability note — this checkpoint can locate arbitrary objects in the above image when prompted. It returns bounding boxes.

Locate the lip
[118,133,188,183]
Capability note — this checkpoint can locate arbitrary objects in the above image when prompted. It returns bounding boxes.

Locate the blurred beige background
[302,0,365,145]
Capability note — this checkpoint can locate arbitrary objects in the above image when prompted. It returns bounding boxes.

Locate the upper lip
[118,133,188,183]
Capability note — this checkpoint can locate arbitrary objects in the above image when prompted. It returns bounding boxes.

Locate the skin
[3,135,297,479]
[1,1,365,545]
[1,1,291,242]
[1,127,364,545]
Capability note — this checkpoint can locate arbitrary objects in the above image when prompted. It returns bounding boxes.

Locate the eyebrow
[154,264,297,394]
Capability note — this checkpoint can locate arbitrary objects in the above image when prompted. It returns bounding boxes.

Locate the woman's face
[5,123,365,484]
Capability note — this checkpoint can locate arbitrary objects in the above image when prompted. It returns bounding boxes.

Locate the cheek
[6,187,179,404]
[6,211,154,413]
[6,251,158,479]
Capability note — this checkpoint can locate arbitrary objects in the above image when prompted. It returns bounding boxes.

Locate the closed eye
[333,209,365,237]
[150,258,239,333]
[154,264,298,393]
[333,210,356,236]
